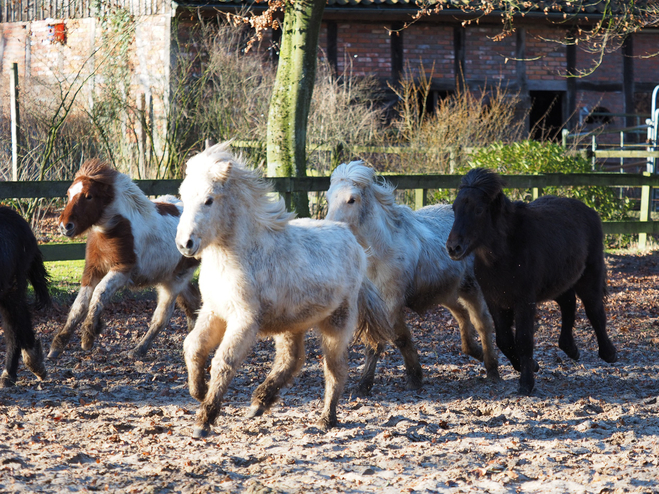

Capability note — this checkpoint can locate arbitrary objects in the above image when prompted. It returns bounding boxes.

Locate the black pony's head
[446,168,506,261]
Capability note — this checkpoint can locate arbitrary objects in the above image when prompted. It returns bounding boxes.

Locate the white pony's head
[326,161,396,230]
[176,142,293,257]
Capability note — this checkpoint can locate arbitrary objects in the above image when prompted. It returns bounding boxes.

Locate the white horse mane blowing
[176,143,394,438]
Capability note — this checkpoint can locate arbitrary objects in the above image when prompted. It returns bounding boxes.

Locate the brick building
[1,0,658,141]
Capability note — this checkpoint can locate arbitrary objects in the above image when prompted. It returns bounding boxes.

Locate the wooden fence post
[10,62,20,181]
[639,171,652,250]
[414,189,428,210]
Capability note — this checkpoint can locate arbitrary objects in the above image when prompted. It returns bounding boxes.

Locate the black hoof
[600,348,618,364]
[532,360,540,372]
[518,382,534,396]
[405,376,423,391]
[354,383,373,398]
[47,348,61,361]
[560,342,580,361]
[486,368,501,382]
[193,426,210,438]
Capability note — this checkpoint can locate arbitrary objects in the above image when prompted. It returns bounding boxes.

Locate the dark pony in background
[0,206,50,387]
[447,168,617,395]
[49,159,200,360]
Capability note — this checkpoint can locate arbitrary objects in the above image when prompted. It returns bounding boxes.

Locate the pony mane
[188,142,295,231]
[459,168,506,200]
[76,158,117,185]
[331,161,397,209]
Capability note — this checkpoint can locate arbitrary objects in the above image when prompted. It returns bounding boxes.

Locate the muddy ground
[0,251,658,493]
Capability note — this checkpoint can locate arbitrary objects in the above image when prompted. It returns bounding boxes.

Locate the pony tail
[28,249,51,310]
[354,278,395,348]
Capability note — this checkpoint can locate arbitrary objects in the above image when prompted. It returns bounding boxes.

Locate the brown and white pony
[48,159,201,360]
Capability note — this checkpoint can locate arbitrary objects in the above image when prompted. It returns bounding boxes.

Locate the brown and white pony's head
[59,159,117,237]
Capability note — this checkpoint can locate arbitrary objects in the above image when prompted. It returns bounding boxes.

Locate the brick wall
[576,40,622,81]
[525,27,568,81]
[465,27,516,83]
[335,22,391,78]
[634,32,659,85]
[403,24,453,81]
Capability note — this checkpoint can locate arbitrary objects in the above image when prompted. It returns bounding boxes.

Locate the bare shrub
[384,65,525,174]
[306,60,385,175]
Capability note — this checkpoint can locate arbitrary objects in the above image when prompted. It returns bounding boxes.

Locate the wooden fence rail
[0,172,655,261]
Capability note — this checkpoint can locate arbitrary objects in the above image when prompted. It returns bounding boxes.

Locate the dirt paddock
[1,251,658,493]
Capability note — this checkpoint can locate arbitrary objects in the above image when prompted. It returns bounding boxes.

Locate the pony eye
[86,194,93,200]
[204,198,214,206]
[475,207,484,216]
[347,197,356,205]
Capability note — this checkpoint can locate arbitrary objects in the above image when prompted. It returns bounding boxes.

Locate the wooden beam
[391,21,404,81]
[566,40,577,128]
[326,20,337,74]
[622,35,635,131]
[454,26,465,92]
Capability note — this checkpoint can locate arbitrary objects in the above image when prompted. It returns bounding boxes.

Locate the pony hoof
[560,343,580,361]
[127,348,146,359]
[192,426,210,439]
[0,371,16,388]
[518,382,534,396]
[80,334,95,351]
[246,405,265,419]
[23,342,47,380]
[599,348,618,364]
[316,416,337,431]
[47,348,61,361]
[404,378,423,391]
[353,384,373,398]
[486,368,501,382]
[532,360,540,372]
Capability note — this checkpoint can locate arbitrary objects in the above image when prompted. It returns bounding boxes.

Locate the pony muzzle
[176,235,201,258]
[446,235,466,261]
[59,221,76,237]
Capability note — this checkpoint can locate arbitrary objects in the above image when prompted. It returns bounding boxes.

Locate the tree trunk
[266,0,325,217]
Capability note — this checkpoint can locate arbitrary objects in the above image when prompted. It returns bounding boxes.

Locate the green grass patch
[46,260,85,301]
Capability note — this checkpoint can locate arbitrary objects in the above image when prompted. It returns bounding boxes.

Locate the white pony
[326,161,499,394]
[49,159,200,359]
[176,143,394,438]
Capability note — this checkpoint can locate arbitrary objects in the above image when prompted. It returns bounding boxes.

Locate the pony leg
[555,290,580,360]
[575,282,617,363]
[0,303,21,387]
[492,307,518,370]
[356,342,385,397]
[514,303,537,396]
[177,282,201,331]
[129,286,177,358]
[457,284,500,381]
[317,317,352,430]
[194,320,259,438]
[392,315,423,391]
[49,284,95,359]
[183,310,227,402]
[80,271,130,351]
[444,298,484,362]
[248,332,305,418]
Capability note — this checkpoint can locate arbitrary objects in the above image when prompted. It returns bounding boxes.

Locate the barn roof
[177,0,646,16]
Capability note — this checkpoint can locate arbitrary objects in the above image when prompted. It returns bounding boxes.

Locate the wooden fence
[0,172,656,262]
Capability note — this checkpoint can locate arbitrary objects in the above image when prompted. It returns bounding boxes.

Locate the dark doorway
[529,91,564,141]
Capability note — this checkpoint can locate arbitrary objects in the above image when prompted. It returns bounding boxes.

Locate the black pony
[0,206,50,387]
[446,168,617,395]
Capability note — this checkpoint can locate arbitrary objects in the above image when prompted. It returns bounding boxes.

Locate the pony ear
[211,160,232,184]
